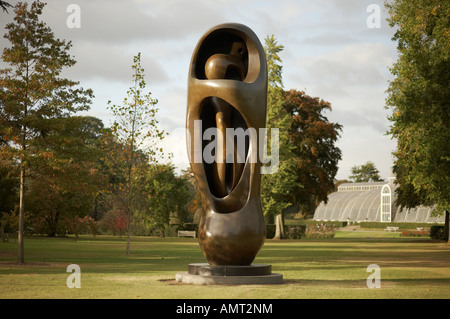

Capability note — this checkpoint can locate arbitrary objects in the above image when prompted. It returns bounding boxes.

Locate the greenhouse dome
[313,177,444,223]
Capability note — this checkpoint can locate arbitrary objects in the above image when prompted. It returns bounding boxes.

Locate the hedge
[265,224,306,239]
[430,226,448,240]
[285,219,444,230]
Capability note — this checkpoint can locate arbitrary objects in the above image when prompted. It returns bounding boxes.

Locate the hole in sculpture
[200,97,249,199]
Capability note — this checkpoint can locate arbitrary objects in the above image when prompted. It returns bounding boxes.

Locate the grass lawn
[0,234,449,299]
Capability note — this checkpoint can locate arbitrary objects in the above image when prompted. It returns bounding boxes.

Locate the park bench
[384,226,399,232]
[178,230,196,238]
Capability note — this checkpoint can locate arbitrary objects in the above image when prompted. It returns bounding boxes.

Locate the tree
[105,52,168,255]
[261,36,342,238]
[283,89,342,216]
[0,0,12,13]
[181,166,202,223]
[385,0,450,241]
[0,159,18,218]
[349,161,383,183]
[0,1,93,262]
[261,35,297,239]
[25,116,105,236]
[144,164,190,236]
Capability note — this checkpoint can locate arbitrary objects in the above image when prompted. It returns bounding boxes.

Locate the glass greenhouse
[313,177,445,223]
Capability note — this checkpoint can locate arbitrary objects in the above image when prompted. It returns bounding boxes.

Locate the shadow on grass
[283,277,450,287]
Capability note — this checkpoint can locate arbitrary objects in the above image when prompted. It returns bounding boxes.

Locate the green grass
[0,235,449,299]
[335,230,403,238]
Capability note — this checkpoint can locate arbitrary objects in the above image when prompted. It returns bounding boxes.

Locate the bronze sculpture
[186,23,267,266]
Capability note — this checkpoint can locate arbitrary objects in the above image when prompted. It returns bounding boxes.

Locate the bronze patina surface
[186,23,268,265]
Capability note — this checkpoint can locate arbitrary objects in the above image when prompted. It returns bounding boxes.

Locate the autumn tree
[25,116,105,236]
[261,36,342,238]
[0,1,93,262]
[105,53,168,255]
[385,0,450,241]
[349,161,383,183]
[283,89,342,217]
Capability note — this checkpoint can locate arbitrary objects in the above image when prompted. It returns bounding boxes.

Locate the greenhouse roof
[314,181,444,223]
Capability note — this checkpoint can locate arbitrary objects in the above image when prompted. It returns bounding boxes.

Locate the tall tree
[0,159,18,219]
[283,89,342,216]
[261,36,342,236]
[0,1,93,262]
[349,161,383,183]
[385,0,449,241]
[106,52,168,255]
[25,116,105,236]
[261,35,297,239]
[0,0,12,13]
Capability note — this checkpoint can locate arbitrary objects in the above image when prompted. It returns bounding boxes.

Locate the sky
[0,0,399,181]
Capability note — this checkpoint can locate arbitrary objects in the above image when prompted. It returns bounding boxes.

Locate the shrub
[266,224,276,239]
[265,224,306,239]
[430,226,446,240]
[304,224,336,239]
[400,230,430,237]
[63,216,87,239]
[286,225,306,239]
[285,219,347,228]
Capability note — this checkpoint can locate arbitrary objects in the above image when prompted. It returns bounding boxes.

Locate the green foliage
[104,52,169,253]
[265,224,306,239]
[430,225,447,240]
[107,52,167,164]
[261,36,342,223]
[261,35,298,219]
[0,160,18,217]
[144,164,191,235]
[359,221,440,229]
[304,225,336,239]
[349,161,383,183]
[0,1,93,257]
[0,1,93,160]
[285,219,348,228]
[24,116,106,236]
[385,0,450,216]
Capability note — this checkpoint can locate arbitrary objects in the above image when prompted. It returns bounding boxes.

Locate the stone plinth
[176,263,283,285]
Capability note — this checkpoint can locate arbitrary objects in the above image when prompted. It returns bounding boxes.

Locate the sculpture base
[175,263,283,285]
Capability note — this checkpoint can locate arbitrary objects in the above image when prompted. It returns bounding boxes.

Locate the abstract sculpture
[186,23,267,266]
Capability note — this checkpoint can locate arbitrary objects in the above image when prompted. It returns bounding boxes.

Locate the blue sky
[0,0,398,180]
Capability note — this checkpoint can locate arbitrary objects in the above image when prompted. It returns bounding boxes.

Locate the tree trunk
[445,210,449,244]
[273,213,285,240]
[18,166,25,264]
[126,211,131,256]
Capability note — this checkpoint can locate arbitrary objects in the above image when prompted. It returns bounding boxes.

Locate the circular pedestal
[176,263,283,285]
